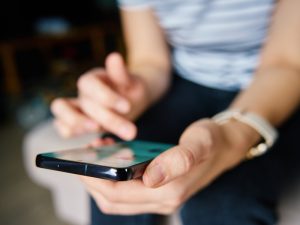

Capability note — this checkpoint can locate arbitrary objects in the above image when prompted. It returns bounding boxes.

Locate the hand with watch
[142,109,278,189]
[80,113,279,215]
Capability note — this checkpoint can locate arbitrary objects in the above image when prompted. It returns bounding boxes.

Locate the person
[50,0,300,224]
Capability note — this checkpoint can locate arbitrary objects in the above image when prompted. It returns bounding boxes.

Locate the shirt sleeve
[117,0,151,10]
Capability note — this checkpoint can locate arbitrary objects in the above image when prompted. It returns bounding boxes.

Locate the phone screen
[40,140,173,168]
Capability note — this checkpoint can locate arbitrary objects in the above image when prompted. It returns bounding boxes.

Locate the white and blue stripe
[118,0,275,91]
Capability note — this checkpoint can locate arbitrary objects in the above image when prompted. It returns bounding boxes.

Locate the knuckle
[97,109,109,124]
[110,117,124,130]
[161,187,185,214]
[99,90,114,106]
[177,145,196,173]
[58,126,72,138]
[99,202,114,214]
[161,206,178,215]
[169,193,185,209]
[101,112,123,130]
[50,98,66,114]
[100,184,119,203]
[77,73,94,90]
[197,126,214,152]
[94,195,116,215]
[104,192,118,203]
[67,116,80,127]
[61,131,72,138]
[81,99,96,117]
[78,72,116,107]
[179,124,213,164]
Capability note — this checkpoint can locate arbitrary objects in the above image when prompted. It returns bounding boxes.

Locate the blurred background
[2,1,300,225]
[0,1,123,224]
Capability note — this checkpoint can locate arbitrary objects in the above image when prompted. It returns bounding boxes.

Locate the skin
[51,0,300,215]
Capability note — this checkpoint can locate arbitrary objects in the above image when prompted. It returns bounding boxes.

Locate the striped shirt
[118,0,275,91]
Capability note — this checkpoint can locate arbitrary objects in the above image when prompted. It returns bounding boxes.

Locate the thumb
[143,143,210,188]
[105,52,132,89]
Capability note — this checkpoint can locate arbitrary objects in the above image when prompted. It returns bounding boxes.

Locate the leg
[180,162,278,225]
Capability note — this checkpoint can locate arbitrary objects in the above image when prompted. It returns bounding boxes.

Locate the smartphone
[36,140,173,181]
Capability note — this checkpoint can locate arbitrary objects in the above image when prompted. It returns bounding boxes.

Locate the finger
[143,141,211,188]
[78,69,130,113]
[80,176,185,214]
[53,119,73,138]
[88,137,115,148]
[88,188,170,215]
[51,98,99,133]
[80,98,136,140]
[80,176,161,204]
[105,52,132,89]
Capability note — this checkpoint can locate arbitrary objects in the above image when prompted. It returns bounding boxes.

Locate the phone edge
[36,154,151,181]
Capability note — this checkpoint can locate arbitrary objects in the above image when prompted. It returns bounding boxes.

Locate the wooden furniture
[0,24,121,97]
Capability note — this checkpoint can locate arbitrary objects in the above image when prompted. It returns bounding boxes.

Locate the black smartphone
[36,140,173,181]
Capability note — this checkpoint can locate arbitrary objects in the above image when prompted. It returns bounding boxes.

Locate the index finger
[78,69,130,114]
[105,53,132,89]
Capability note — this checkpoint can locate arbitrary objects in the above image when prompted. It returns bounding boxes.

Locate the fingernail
[119,125,134,139]
[84,121,98,131]
[145,163,165,187]
[115,100,130,113]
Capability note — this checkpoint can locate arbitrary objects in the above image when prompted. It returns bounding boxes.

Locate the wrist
[222,120,261,154]
[131,67,171,104]
[213,109,278,159]
[125,75,153,121]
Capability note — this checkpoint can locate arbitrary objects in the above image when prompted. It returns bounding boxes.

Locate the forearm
[218,65,300,152]
[230,0,300,128]
[231,66,300,126]
[120,8,172,106]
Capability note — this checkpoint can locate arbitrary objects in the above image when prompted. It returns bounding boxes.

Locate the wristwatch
[212,109,278,159]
